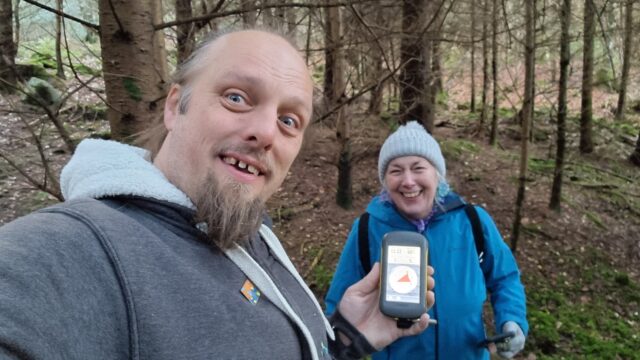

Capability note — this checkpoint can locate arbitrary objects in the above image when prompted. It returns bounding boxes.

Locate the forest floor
[1,86,640,359]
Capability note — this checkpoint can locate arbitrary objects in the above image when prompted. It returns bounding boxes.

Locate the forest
[0,0,639,358]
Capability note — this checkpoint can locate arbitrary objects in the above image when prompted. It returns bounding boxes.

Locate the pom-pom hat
[378,121,446,184]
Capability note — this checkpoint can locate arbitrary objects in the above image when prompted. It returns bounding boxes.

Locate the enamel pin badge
[240,279,261,305]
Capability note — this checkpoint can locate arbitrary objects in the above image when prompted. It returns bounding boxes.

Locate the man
[0,28,434,359]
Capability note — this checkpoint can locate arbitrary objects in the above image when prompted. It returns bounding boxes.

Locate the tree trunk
[241,0,257,26]
[511,0,535,253]
[262,0,276,28]
[431,1,444,97]
[286,7,296,35]
[0,0,16,89]
[13,0,19,50]
[423,33,435,132]
[325,4,352,210]
[470,0,476,113]
[98,0,169,141]
[630,130,640,166]
[615,0,633,120]
[400,0,426,125]
[550,0,572,210]
[480,0,489,128]
[489,0,498,145]
[432,42,442,96]
[580,0,595,154]
[176,0,195,64]
[305,8,313,64]
[368,10,385,120]
[323,4,338,103]
[55,0,65,79]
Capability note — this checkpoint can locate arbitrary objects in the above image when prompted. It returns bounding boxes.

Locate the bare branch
[154,0,378,31]
[22,0,99,31]
[0,99,63,200]
[61,18,121,116]
[314,59,411,124]
[194,0,227,32]
[347,4,396,83]
[0,78,76,153]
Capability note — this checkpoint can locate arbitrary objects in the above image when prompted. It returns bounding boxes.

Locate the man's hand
[337,262,435,350]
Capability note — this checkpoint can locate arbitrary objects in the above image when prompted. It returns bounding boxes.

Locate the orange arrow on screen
[398,271,411,283]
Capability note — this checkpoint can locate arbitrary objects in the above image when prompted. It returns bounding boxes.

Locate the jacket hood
[366,192,466,228]
[60,139,195,210]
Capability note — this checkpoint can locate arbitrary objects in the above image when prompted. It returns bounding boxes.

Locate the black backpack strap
[358,212,371,275]
[464,204,485,264]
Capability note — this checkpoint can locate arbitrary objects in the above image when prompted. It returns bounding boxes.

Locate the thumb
[349,262,381,295]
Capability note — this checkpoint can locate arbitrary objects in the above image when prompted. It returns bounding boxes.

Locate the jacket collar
[60,139,195,210]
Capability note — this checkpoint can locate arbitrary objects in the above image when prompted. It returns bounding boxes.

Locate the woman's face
[384,156,439,220]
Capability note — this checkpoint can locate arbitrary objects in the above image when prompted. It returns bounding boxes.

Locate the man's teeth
[403,191,421,198]
[223,157,237,165]
[222,156,260,176]
[247,165,259,176]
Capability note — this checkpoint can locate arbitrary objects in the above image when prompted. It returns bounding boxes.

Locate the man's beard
[194,173,265,250]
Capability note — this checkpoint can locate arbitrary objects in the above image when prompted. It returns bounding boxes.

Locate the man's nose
[243,108,278,151]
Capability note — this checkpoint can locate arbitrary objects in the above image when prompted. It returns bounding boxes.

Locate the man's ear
[164,84,182,131]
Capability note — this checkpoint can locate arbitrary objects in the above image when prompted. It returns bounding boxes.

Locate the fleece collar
[60,139,195,210]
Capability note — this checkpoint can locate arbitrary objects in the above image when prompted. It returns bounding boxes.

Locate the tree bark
[176,0,195,64]
[241,0,257,26]
[0,0,16,89]
[489,0,498,145]
[615,0,633,120]
[470,0,476,113]
[399,0,426,125]
[630,129,640,167]
[55,0,65,79]
[13,0,19,49]
[511,0,535,253]
[262,0,276,28]
[368,9,385,117]
[423,31,435,132]
[98,0,169,141]
[550,0,572,211]
[480,0,489,128]
[580,0,595,153]
[325,4,352,210]
[323,3,338,103]
[368,53,384,116]
[431,1,444,97]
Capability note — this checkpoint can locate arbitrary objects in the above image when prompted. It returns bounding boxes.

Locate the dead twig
[303,248,325,279]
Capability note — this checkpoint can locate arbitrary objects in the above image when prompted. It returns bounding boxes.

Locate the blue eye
[226,93,245,104]
[279,115,297,128]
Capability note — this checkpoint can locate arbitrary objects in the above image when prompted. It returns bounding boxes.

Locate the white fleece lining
[61,139,194,209]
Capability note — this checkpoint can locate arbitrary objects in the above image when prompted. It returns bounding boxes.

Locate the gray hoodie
[0,139,333,360]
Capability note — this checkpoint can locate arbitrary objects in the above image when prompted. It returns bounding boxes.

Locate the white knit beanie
[378,121,446,184]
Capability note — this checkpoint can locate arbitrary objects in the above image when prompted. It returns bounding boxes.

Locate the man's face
[156,31,314,206]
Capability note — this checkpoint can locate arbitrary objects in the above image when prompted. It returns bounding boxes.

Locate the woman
[325,121,528,359]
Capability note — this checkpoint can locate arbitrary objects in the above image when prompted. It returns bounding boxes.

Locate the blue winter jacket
[325,193,528,360]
